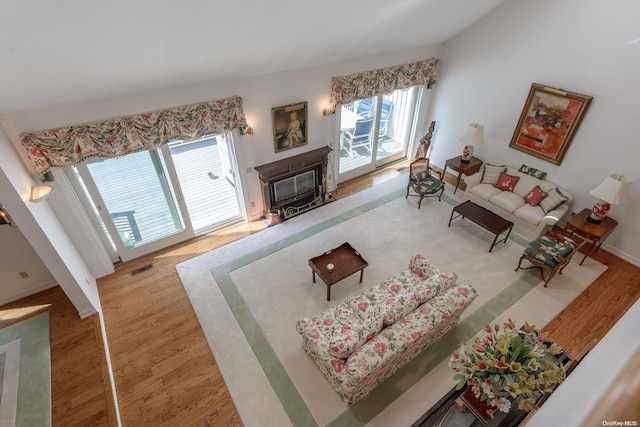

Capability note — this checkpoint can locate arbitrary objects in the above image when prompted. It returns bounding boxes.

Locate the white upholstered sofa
[463,164,574,239]
[296,254,477,406]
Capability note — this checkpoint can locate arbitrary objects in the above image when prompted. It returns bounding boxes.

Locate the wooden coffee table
[448,201,514,252]
[308,242,368,301]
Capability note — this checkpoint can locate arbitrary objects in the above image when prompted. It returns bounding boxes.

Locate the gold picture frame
[509,84,592,165]
[272,102,308,153]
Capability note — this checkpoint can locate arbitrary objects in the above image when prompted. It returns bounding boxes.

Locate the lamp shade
[459,123,485,147]
[589,174,632,205]
[30,184,54,202]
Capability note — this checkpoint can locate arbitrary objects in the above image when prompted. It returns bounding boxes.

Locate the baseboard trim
[0,280,58,307]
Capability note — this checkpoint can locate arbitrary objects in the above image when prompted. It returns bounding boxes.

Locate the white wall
[0,45,441,278]
[0,221,56,304]
[427,0,640,264]
[0,128,99,317]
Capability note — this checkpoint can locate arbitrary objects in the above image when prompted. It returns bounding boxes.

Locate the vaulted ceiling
[0,0,503,114]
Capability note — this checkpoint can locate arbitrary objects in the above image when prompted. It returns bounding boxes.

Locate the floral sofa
[463,164,574,238]
[295,254,477,406]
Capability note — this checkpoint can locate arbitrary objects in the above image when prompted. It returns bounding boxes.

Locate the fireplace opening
[273,169,316,206]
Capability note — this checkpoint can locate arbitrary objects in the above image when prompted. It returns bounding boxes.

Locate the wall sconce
[459,123,484,163]
[322,102,336,116]
[30,185,54,203]
[588,174,632,223]
[0,204,16,227]
[239,123,254,136]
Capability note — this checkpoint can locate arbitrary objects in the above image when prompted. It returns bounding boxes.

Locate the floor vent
[131,264,153,276]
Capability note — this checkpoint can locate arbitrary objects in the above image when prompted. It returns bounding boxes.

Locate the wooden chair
[405,157,445,209]
[515,232,586,287]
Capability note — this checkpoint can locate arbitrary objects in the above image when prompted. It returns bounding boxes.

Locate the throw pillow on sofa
[480,164,507,185]
[539,187,569,213]
[494,172,520,192]
[409,254,440,278]
[329,314,384,358]
[524,185,548,206]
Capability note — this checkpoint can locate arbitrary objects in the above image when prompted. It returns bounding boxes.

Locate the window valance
[20,95,249,179]
[326,57,439,114]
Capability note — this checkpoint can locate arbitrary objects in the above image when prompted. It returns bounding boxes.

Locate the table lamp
[459,123,484,163]
[588,174,632,223]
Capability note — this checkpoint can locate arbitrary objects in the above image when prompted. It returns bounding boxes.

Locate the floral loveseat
[463,164,574,238]
[295,254,477,406]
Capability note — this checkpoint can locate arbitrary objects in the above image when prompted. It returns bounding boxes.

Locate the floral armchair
[405,157,445,208]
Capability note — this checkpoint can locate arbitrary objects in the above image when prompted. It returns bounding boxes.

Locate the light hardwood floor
[1,161,639,426]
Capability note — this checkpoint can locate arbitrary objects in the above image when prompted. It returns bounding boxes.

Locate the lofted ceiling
[0,0,503,114]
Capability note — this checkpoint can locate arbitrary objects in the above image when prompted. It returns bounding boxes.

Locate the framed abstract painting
[509,84,592,165]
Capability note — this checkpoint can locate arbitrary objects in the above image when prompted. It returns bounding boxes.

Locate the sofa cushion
[539,187,569,213]
[490,191,526,213]
[469,183,502,202]
[348,285,394,321]
[414,272,458,303]
[481,164,507,185]
[513,204,546,226]
[494,172,520,192]
[296,301,365,339]
[379,270,428,296]
[329,315,384,358]
[523,185,548,206]
[380,293,421,326]
[408,254,440,278]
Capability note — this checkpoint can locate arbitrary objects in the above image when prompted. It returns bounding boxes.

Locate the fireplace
[255,146,332,225]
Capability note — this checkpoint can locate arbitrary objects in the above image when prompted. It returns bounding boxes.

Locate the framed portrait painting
[272,101,308,153]
[509,84,592,165]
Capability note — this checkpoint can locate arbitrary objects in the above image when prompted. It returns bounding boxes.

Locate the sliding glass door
[69,134,243,263]
[337,87,421,182]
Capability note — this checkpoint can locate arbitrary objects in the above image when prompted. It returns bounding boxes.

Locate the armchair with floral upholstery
[405,157,445,208]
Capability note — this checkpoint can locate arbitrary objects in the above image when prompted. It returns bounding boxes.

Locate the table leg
[359,269,364,283]
[327,285,331,301]
[453,171,464,194]
[312,270,316,283]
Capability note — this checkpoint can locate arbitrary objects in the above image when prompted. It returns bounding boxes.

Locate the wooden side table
[442,155,483,194]
[564,209,619,265]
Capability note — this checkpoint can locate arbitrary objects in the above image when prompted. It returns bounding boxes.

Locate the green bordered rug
[0,312,51,427]
[178,177,606,427]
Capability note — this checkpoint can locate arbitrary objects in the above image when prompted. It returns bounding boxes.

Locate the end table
[442,155,483,194]
[564,209,619,265]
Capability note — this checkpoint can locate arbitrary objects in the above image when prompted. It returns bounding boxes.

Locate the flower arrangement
[449,319,566,418]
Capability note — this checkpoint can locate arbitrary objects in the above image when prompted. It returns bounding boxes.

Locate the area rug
[0,311,51,427]
[176,176,607,427]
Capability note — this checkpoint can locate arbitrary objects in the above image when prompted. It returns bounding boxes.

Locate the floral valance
[20,95,248,179]
[327,57,439,114]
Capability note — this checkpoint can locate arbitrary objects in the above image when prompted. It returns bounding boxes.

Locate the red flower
[390,284,401,293]
[477,361,488,371]
[358,301,369,311]
[323,319,334,326]
[340,324,351,334]
[373,342,387,356]
[495,357,508,370]
[366,332,377,342]
[308,329,320,339]
[457,287,470,296]
[331,360,345,373]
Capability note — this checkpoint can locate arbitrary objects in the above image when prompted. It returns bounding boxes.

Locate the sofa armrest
[462,171,482,200]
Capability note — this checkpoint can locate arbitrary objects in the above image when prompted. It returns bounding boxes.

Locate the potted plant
[449,319,566,419]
